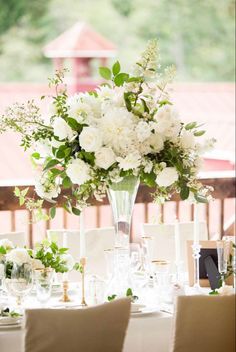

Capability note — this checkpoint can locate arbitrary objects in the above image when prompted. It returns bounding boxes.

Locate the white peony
[117,151,141,171]
[0,238,14,250]
[136,121,151,142]
[79,126,103,152]
[180,130,196,149]
[35,174,60,200]
[95,147,116,170]
[155,167,179,187]
[6,248,31,265]
[61,254,75,271]
[67,95,92,123]
[154,105,181,141]
[53,117,75,141]
[66,158,91,185]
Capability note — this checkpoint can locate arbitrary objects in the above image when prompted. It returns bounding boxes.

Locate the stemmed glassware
[216,240,230,288]
[34,268,54,305]
[4,262,33,310]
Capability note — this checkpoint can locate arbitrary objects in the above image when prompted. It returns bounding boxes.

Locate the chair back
[171,294,236,352]
[25,298,131,352]
[142,221,208,271]
[0,231,26,247]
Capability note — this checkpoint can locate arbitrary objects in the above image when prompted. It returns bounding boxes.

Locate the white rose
[6,248,31,265]
[0,238,14,250]
[95,147,116,170]
[180,130,196,149]
[53,117,75,141]
[62,254,75,271]
[34,139,51,158]
[155,167,179,187]
[66,158,91,185]
[117,151,141,171]
[136,121,151,142]
[79,126,103,152]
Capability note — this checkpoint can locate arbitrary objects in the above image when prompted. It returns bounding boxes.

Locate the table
[0,286,173,352]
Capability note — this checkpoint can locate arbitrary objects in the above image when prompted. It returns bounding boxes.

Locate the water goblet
[34,268,54,305]
[217,240,230,287]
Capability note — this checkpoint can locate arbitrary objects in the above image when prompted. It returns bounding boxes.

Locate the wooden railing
[0,172,235,246]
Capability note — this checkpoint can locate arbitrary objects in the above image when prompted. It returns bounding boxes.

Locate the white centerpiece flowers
[0,40,214,218]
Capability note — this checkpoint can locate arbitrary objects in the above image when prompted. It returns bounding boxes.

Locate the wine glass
[217,240,230,288]
[5,262,33,310]
[34,268,53,305]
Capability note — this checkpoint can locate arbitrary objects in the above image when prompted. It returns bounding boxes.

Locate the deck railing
[0,171,235,246]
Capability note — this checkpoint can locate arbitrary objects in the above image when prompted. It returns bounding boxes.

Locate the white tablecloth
[0,287,172,352]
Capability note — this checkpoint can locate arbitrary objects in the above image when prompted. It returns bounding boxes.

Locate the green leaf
[50,168,62,176]
[14,187,20,197]
[126,288,133,297]
[158,100,172,107]
[108,294,117,302]
[128,77,142,83]
[31,152,40,160]
[112,61,121,75]
[194,130,206,137]
[67,117,81,131]
[140,98,149,113]
[124,92,132,112]
[44,159,60,171]
[72,207,81,216]
[141,172,156,187]
[180,185,190,200]
[19,196,25,206]
[56,149,65,159]
[114,73,129,86]
[50,207,56,219]
[0,246,7,254]
[62,176,72,189]
[21,187,29,197]
[185,121,197,130]
[99,67,112,80]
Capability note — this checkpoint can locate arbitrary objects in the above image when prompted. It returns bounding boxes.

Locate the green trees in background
[0,0,234,82]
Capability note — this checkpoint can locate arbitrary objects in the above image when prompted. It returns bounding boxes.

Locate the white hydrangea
[148,133,164,153]
[66,158,91,185]
[117,151,141,171]
[0,239,14,250]
[53,117,75,141]
[136,121,152,142]
[79,126,103,152]
[35,174,60,200]
[142,159,153,173]
[6,248,31,265]
[61,254,75,271]
[180,130,196,150]
[155,167,179,187]
[95,147,116,170]
[154,105,181,141]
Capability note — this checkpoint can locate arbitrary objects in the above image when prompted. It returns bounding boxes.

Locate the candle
[193,203,200,244]
[174,218,181,263]
[63,232,68,248]
[80,211,86,258]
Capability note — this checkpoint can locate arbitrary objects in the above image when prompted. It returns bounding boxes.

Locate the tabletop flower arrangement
[0,40,214,219]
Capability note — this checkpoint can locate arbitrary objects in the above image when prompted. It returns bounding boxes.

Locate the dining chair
[25,298,131,352]
[0,231,26,247]
[142,221,208,272]
[47,227,115,280]
[170,294,235,352]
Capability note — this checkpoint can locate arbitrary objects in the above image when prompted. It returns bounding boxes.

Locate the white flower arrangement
[0,40,215,218]
[6,248,31,266]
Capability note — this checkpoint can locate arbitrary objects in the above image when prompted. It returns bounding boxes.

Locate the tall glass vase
[106,176,140,296]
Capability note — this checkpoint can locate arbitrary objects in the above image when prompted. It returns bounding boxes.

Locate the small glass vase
[106,176,139,296]
[34,268,54,305]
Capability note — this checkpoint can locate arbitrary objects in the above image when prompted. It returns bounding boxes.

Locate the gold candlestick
[60,273,71,302]
[80,257,87,307]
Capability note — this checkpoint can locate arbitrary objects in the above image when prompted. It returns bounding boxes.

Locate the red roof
[0,82,234,181]
[44,22,116,58]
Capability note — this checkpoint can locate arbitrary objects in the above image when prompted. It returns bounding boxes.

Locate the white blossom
[6,248,31,265]
[61,254,75,271]
[0,239,14,250]
[66,158,91,185]
[53,117,75,141]
[79,126,103,152]
[180,130,196,150]
[95,147,116,170]
[136,121,152,142]
[117,151,141,171]
[155,167,179,187]
[35,174,60,200]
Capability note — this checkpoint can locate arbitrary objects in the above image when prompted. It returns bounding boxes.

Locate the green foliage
[99,67,112,80]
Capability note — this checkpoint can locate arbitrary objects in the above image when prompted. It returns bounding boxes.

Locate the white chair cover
[47,227,115,280]
[0,231,26,247]
[142,221,208,272]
